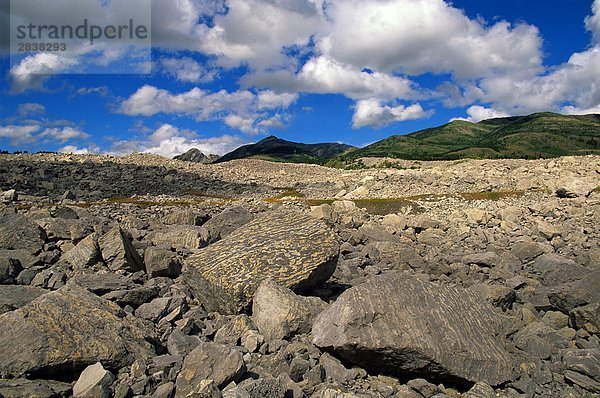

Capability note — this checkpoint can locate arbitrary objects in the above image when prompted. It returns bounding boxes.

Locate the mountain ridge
[213,136,355,164]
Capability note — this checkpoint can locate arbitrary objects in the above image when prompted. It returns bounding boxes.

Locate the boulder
[562,349,600,393]
[0,285,48,314]
[201,206,253,244]
[0,284,156,377]
[145,247,182,278]
[63,233,102,270]
[252,279,327,342]
[0,211,46,254]
[98,226,143,272]
[0,379,71,398]
[312,273,514,386]
[184,209,339,313]
[0,255,23,284]
[151,225,210,250]
[73,362,115,398]
[175,341,245,394]
[70,273,137,295]
[162,209,209,226]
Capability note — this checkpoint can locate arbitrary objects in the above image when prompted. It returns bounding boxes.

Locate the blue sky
[1,0,599,157]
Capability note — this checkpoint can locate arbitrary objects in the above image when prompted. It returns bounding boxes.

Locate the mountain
[334,112,600,162]
[214,136,355,164]
[174,148,219,163]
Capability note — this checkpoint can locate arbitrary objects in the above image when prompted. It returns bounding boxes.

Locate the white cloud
[119,85,298,135]
[318,0,542,79]
[0,125,40,145]
[9,53,78,93]
[39,127,90,143]
[562,104,600,115]
[161,57,215,83]
[586,0,600,44]
[197,0,324,68]
[473,47,600,115]
[351,99,432,129]
[17,103,46,117]
[452,105,510,123]
[244,56,417,101]
[257,90,299,109]
[111,123,249,158]
[58,144,100,155]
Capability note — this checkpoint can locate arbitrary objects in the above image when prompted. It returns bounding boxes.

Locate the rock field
[0,152,598,398]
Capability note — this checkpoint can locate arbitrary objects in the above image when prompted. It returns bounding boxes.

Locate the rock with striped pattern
[183,208,339,314]
[312,273,515,386]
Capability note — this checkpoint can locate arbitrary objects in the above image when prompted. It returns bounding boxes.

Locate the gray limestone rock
[184,209,339,314]
[312,273,514,386]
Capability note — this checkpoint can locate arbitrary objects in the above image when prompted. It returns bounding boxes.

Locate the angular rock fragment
[312,273,514,386]
[145,246,182,278]
[0,284,156,377]
[151,225,210,250]
[252,279,327,342]
[73,362,115,398]
[201,206,253,244]
[0,379,71,398]
[175,341,245,395]
[184,209,339,313]
[162,209,209,226]
[63,233,102,270]
[0,211,46,253]
[98,226,143,272]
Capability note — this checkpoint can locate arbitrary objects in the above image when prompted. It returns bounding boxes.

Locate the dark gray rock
[0,378,71,398]
[0,284,156,377]
[0,255,22,284]
[312,273,514,386]
[0,285,48,314]
[52,206,80,220]
[0,211,46,253]
[571,303,600,335]
[175,341,245,393]
[184,209,339,314]
[252,279,327,342]
[162,209,209,226]
[70,273,137,295]
[145,247,181,278]
[201,206,253,244]
[167,329,201,357]
[549,270,599,313]
[98,226,143,272]
[102,286,159,307]
[562,349,600,393]
[236,377,286,398]
[469,282,516,311]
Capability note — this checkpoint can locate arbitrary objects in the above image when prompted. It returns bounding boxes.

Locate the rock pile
[0,153,598,398]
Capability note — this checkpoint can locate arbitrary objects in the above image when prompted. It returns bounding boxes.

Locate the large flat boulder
[312,273,514,386]
[0,283,156,377]
[183,209,339,314]
[0,211,46,254]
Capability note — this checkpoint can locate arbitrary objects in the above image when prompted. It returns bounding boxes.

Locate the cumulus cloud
[9,53,78,93]
[452,105,510,123]
[39,127,90,143]
[352,99,432,129]
[318,0,542,79]
[197,0,324,68]
[0,125,40,145]
[58,144,100,155]
[111,124,249,158]
[119,85,298,134]
[160,57,216,83]
[586,0,600,44]
[472,47,600,115]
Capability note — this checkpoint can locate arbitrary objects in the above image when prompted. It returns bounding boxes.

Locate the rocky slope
[0,152,598,398]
